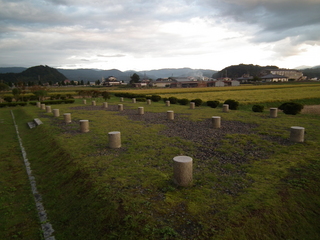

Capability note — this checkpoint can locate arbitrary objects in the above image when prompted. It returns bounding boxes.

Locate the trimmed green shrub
[177,98,190,105]
[4,96,13,102]
[252,105,264,112]
[207,100,220,108]
[150,95,161,102]
[191,99,203,107]
[0,102,27,107]
[168,97,178,104]
[278,102,304,115]
[136,98,146,102]
[224,99,239,110]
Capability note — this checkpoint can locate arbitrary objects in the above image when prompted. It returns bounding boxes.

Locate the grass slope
[0,110,42,240]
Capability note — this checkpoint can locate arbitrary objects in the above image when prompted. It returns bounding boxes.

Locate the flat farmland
[112,83,320,104]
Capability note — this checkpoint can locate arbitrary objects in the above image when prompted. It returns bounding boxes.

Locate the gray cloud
[199,0,320,44]
[0,0,319,69]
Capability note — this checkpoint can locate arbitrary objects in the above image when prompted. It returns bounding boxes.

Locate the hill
[300,67,320,79]
[0,65,67,84]
[213,64,279,79]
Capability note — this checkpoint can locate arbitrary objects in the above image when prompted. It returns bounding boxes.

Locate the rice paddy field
[1,82,320,239]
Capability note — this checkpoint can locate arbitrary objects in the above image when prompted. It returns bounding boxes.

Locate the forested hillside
[0,65,66,84]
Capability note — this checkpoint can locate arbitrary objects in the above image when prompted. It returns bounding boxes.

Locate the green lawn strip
[0,109,42,240]
[12,98,320,239]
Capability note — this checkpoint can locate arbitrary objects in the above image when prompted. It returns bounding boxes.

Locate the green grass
[0,110,42,239]
[2,89,320,239]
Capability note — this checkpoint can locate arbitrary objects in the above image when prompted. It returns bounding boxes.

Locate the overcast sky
[1,0,320,71]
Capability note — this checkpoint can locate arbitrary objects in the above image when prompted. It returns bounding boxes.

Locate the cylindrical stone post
[53,109,60,117]
[190,102,195,109]
[223,104,229,112]
[290,126,305,143]
[46,106,52,113]
[41,103,46,110]
[212,116,221,128]
[173,156,193,187]
[166,100,170,107]
[147,99,151,105]
[270,108,278,118]
[132,98,136,103]
[120,97,124,102]
[83,99,87,104]
[79,120,89,133]
[108,131,121,148]
[138,107,144,115]
[36,102,41,108]
[103,102,108,108]
[118,104,123,111]
[92,101,96,106]
[167,110,174,120]
[64,113,71,123]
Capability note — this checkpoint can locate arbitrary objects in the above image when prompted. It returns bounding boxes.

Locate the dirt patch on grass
[301,105,320,115]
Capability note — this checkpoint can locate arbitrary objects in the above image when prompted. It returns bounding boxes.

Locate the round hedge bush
[278,102,304,115]
[191,98,203,107]
[224,99,239,110]
[207,100,220,108]
[150,95,161,102]
[168,97,178,104]
[177,98,190,105]
[252,105,264,112]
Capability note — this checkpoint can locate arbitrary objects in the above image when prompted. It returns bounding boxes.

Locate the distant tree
[80,80,84,85]
[29,85,48,101]
[130,73,140,85]
[0,82,9,103]
[96,80,101,85]
[87,81,90,86]
[101,91,110,101]
[12,88,22,102]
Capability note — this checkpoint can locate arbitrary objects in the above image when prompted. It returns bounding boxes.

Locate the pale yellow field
[112,83,320,104]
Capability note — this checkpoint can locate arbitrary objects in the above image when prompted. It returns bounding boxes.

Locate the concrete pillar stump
[53,109,60,117]
[92,101,96,106]
[118,104,123,111]
[190,102,195,109]
[46,106,52,113]
[147,99,151,105]
[80,120,89,133]
[173,156,193,187]
[223,104,229,112]
[103,102,108,108]
[64,113,71,123]
[36,102,41,108]
[270,108,278,118]
[83,99,87,104]
[212,116,221,128]
[132,98,136,103]
[109,131,121,148]
[120,97,124,102]
[41,104,46,110]
[290,126,305,143]
[138,107,144,115]
[166,101,170,107]
[167,110,174,120]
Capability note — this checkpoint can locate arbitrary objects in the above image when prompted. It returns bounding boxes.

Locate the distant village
[61,68,311,88]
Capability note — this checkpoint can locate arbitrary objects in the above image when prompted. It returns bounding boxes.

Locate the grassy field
[110,83,320,104]
[1,84,320,239]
